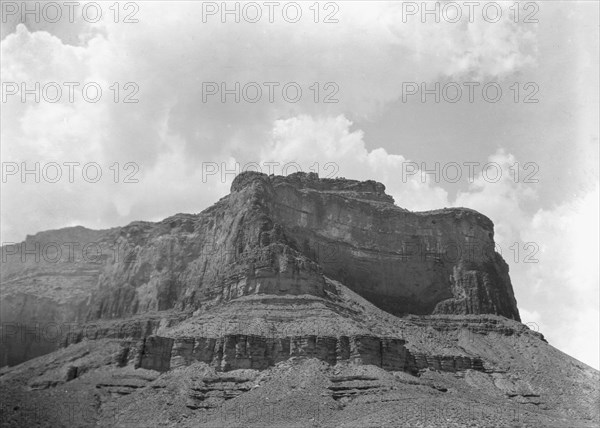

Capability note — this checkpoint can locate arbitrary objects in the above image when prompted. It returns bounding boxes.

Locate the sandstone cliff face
[82,171,518,321]
[261,172,520,320]
[1,171,519,368]
[139,333,485,375]
[1,227,109,366]
[62,331,485,375]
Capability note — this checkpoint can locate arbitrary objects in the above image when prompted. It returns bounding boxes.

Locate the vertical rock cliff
[84,171,519,321]
[258,172,520,320]
[1,171,520,368]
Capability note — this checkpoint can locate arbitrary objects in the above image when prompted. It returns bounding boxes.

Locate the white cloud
[3,6,536,240]
[454,150,538,245]
[259,114,449,209]
[523,183,599,368]
[381,1,538,79]
[453,150,599,369]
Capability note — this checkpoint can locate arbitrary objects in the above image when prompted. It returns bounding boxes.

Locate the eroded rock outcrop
[87,171,519,321]
[0,227,110,366]
[1,171,519,368]
[86,333,485,375]
[262,172,519,319]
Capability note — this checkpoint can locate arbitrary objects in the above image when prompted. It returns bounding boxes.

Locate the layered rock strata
[1,171,520,368]
[81,334,486,375]
[91,172,518,321]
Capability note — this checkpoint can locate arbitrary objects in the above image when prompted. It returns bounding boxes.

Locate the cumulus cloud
[382,1,538,79]
[454,150,538,245]
[454,151,599,369]
[258,114,450,209]
[1,3,538,241]
[522,183,599,368]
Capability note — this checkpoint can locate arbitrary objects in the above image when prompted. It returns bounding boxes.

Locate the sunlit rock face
[0,171,519,367]
[258,171,520,320]
[82,170,519,321]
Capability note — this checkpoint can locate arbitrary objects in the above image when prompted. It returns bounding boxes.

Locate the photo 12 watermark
[202,161,340,182]
[1,1,140,24]
[199,1,339,24]
[1,161,140,184]
[399,161,539,184]
[401,82,539,104]
[404,400,523,425]
[201,81,339,104]
[199,401,324,424]
[2,82,139,103]
[400,1,539,24]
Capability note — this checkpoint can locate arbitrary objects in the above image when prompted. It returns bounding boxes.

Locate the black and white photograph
[0,1,598,426]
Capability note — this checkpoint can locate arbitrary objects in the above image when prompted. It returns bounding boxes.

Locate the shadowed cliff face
[1,171,519,367]
[260,172,520,320]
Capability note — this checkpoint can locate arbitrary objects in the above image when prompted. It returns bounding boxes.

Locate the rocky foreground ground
[1,309,598,427]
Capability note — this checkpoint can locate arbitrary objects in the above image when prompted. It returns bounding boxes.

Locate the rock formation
[2,171,518,337]
[1,172,597,428]
[1,171,519,368]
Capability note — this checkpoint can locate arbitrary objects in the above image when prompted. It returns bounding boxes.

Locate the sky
[1,1,598,369]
